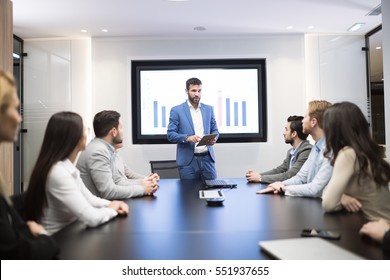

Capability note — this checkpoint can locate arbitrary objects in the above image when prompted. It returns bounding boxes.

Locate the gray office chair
[149,160,180,179]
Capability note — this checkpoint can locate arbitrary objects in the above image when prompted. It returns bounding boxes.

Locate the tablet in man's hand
[196,134,217,146]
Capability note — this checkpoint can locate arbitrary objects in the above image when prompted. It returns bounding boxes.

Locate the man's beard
[189,96,200,105]
[113,135,123,144]
[285,138,293,145]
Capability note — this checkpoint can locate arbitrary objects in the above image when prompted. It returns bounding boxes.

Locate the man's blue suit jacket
[167,102,219,167]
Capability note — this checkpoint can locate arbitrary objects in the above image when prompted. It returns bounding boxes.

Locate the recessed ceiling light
[102,29,108,32]
[194,26,206,31]
[307,25,314,29]
[81,29,87,33]
[366,4,381,16]
[347,23,365,32]
[287,26,293,30]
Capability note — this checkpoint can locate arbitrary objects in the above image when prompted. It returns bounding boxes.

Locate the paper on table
[199,190,224,199]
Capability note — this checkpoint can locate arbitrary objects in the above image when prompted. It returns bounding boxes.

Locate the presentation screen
[131,59,267,144]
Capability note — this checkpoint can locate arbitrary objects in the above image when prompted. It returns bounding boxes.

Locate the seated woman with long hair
[0,70,58,259]
[25,111,128,235]
[321,101,390,221]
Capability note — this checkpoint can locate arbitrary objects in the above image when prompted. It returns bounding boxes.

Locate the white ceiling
[12,0,382,39]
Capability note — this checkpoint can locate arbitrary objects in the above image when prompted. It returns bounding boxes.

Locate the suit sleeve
[124,164,145,179]
[167,107,187,143]
[87,149,144,199]
[262,145,312,183]
[261,156,290,184]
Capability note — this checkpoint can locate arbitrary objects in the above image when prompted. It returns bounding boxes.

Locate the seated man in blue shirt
[246,115,312,184]
[257,100,333,197]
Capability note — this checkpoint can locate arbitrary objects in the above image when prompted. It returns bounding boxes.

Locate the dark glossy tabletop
[52,178,388,260]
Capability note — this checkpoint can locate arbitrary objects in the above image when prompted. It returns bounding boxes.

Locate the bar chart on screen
[140,68,260,135]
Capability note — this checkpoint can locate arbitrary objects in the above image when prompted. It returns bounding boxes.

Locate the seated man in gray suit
[246,115,312,184]
[77,110,158,200]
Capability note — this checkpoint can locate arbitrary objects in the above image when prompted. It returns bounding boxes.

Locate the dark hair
[308,100,332,129]
[186,77,202,90]
[287,115,308,140]
[93,110,120,138]
[26,111,84,221]
[323,102,390,187]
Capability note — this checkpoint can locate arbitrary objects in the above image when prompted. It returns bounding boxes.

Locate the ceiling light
[347,23,365,32]
[367,4,381,16]
[329,36,341,42]
[287,26,293,30]
[81,29,87,33]
[194,26,206,31]
[307,25,314,29]
[102,29,108,32]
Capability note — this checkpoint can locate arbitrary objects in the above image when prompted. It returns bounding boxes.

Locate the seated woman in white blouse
[25,111,128,235]
[321,102,390,221]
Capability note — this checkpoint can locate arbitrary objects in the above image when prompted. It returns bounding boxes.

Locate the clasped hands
[245,170,261,182]
[142,173,160,195]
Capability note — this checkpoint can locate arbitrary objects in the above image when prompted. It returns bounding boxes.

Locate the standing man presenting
[167,78,219,180]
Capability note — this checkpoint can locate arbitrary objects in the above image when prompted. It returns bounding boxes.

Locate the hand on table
[359,219,390,243]
[108,201,129,215]
[341,194,362,212]
[256,181,284,194]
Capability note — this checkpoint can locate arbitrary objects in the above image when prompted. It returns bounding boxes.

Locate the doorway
[366,26,385,149]
[13,35,24,193]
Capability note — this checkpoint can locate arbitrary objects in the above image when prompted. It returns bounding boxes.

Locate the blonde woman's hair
[0,70,16,113]
[0,70,16,203]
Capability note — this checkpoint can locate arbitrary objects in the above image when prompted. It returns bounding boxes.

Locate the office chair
[149,160,180,179]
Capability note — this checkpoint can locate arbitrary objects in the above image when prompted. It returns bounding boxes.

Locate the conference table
[52,178,388,260]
